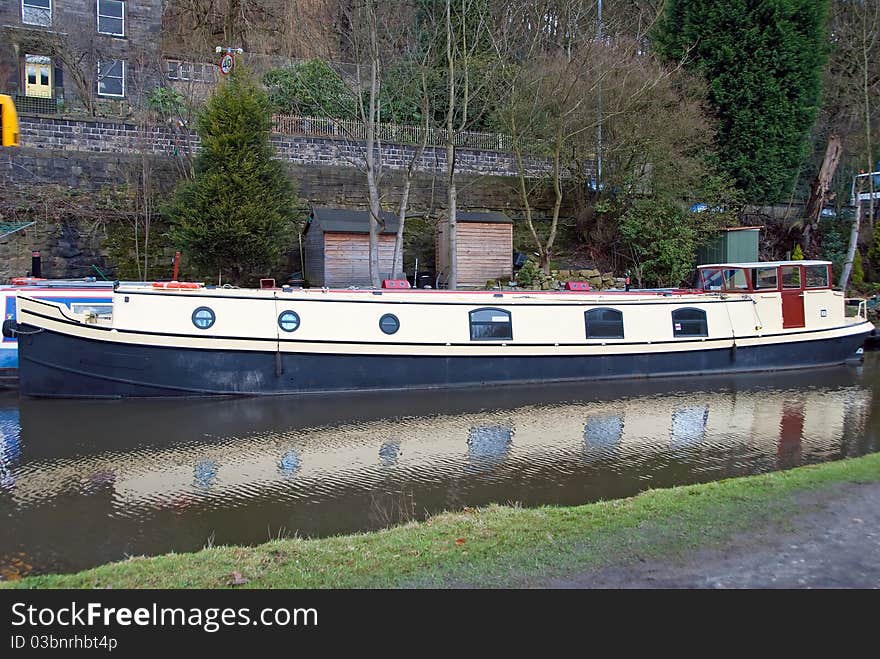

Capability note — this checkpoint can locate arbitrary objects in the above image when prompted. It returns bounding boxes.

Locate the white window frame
[96,0,125,37]
[97,60,125,98]
[21,0,52,27]
[166,59,214,83]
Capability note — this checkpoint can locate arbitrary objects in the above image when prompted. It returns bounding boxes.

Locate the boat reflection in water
[0,363,877,577]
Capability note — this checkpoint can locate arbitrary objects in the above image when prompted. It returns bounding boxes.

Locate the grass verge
[4,453,880,589]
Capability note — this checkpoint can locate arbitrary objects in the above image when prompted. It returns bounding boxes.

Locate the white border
[21,0,51,26]
[96,0,125,37]
[97,59,125,97]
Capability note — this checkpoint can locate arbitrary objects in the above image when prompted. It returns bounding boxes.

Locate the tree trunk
[446,140,457,289]
[542,128,565,275]
[444,0,457,290]
[362,3,382,289]
[392,135,427,278]
[803,132,842,250]
[840,199,862,291]
[391,184,410,280]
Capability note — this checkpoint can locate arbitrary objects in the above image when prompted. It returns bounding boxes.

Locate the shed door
[780,265,805,329]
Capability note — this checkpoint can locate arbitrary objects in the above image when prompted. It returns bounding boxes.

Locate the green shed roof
[306,206,399,235]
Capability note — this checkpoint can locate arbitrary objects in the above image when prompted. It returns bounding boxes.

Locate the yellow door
[0,95,20,147]
[25,56,52,98]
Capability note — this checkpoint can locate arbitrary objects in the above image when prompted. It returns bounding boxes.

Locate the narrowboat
[4,260,873,399]
[0,278,114,388]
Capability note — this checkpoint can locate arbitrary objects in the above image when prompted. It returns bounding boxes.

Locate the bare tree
[804,0,880,250]
[391,52,433,279]
[438,0,496,289]
[325,1,430,286]
[493,0,683,274]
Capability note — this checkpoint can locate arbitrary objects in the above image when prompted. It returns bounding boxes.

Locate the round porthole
[192,307,215,330]
[278,310,301,333]
[379,313,400,335]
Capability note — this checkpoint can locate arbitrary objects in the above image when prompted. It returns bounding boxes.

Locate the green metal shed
[697,227,761,265]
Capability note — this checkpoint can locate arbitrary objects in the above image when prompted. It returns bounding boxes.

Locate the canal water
[2,355,880,579]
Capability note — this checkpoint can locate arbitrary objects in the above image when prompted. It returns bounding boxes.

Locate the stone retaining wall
[18,114,556,178]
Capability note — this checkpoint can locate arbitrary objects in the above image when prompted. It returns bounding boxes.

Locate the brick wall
[17,115,557,179]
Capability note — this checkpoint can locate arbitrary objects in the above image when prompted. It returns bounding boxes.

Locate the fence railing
[12,94,58,115]
[272,114,514,152]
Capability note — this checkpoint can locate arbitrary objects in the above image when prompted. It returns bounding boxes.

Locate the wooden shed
[303,206,400,287]
[436,211,514,288]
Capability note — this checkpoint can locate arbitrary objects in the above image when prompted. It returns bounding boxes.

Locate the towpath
[539,482,880,588]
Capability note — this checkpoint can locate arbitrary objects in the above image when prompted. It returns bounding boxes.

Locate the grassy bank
[4,453,880,589]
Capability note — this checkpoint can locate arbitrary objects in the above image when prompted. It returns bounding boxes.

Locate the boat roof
[698,260,831,269]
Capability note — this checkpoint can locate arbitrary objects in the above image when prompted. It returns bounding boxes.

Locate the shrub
[263,60,356,119]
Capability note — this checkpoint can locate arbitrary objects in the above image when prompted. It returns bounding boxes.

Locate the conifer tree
[654,0,829,203]
[166,69,298,284]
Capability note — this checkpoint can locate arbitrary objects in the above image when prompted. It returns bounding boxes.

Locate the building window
[278,310,300,333]
[192,307,215,330]
[97,60,125,97]
[166,59,216,83]
[672,308,708,337]
[585,308,624,339]
[97,0,125,36]
[469,308,512,341]
[22,0,51,27]
[379,313,399,335]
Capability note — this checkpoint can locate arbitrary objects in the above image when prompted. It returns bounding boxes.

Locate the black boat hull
[15,322,871,398]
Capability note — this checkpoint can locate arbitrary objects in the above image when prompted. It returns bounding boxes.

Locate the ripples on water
[2,357,879,577]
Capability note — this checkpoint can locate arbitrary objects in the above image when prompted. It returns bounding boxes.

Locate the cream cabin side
[108,286,759,351]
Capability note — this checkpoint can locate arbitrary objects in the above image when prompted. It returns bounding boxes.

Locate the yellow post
[0,94,20,147]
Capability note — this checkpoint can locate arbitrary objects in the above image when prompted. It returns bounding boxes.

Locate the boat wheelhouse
[697,260,834,330]
[5,260,872,399]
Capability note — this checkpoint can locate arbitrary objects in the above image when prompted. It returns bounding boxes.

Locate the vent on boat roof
[382,279,411,289]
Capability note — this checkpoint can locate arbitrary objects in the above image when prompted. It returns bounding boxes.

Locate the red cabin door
[780,265,805,329]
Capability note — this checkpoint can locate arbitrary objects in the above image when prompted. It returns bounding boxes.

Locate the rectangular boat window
[71,304,112,317]
[781,266,802,289]
[700,268,724,291]
[752,267,778,290]
[672,308,708,337]
[585,308,624,339]
[722,269,749,290]
[805,264,829,289]
[469,308,512,341]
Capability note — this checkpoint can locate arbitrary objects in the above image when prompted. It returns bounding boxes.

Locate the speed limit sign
[219,53,235,76]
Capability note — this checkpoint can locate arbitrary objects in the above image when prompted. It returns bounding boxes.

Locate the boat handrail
[845,297,868,320]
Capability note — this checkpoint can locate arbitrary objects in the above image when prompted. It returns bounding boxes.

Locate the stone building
[0,0,164,114]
